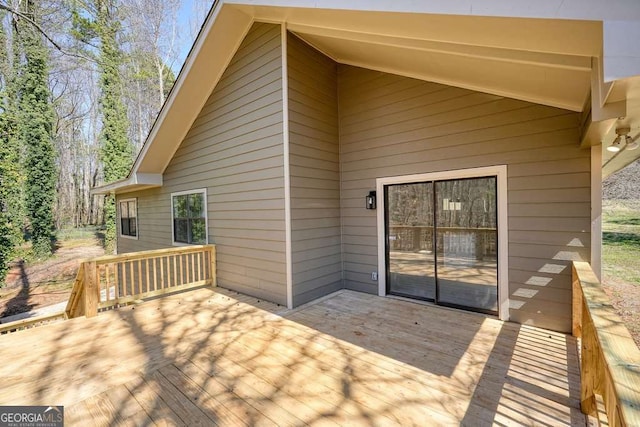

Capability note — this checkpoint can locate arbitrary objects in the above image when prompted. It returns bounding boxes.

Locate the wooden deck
[0,287,586,426]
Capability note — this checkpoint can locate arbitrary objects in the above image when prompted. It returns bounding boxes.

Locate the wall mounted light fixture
[366,191,376,210]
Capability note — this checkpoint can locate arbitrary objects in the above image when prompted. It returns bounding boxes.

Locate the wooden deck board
[0,287,586,426]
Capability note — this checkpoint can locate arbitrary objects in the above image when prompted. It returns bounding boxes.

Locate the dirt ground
[602,276,640,348]
[0,239,104,318]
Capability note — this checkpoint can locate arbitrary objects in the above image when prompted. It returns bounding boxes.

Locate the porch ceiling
[297,33,591,112]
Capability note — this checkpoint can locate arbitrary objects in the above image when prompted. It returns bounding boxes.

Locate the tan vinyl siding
[338,65,590,333]
[287,33,342,306]
[116,23,287,305]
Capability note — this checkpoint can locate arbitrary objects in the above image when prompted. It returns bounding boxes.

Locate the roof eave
[91,173,163,195]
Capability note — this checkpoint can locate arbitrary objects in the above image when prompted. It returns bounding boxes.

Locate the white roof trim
[92,173,163,195]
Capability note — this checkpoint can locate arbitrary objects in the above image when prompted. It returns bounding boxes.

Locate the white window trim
[170,188,209,246]
[376,165,509,321]
[118,198,139,240]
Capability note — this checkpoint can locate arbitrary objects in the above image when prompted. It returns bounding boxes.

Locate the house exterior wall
[287,33,342,306]
[115,27,592,331]
[117,22,288,305]
[337,65,591,333]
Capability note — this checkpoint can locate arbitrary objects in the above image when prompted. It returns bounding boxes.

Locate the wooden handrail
[66,245,216,319]
[572,261,640,426]
[0,311,67,334]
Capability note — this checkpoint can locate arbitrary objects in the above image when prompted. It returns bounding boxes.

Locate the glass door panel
[386,183,436,300]
[435,177,498,313]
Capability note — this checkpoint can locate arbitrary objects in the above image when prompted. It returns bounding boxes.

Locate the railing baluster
[114,262,120,299]
[160,256,165,290]
[172,255,177,287]
[104,264,110,303]
[196,252,201,281]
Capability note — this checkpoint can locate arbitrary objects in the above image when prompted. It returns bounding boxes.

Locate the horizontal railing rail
[0,311,67,334]
[572,261,640,427]
[66,245,216,319]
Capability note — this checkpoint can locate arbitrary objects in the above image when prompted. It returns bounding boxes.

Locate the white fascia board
[226,0,640,21]
[129,0,225,176]
[91,173,163,195]
[91,177,133,195]
[134,173,163,186]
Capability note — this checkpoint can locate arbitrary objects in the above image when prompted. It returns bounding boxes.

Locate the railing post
[84,261,99,317]
[209,245,217,287]
[572,264,582,338]
[580,305,599,416]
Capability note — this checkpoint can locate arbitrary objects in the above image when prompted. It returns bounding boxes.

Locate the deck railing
[0,311,67,334]
[572,261,640,426]
[66,245,216,319]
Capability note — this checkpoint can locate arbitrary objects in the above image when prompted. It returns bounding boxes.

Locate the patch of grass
[56,226,101,241]
[602,200,640,284]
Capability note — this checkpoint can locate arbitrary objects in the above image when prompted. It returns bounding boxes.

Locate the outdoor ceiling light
[607,136,623,152]
[607,127,633,152]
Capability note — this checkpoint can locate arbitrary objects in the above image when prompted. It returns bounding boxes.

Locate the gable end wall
[116,22,287,305]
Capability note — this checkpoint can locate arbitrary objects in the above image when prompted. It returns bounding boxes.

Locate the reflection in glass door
[386,183,436,300]
[385,176,498,314]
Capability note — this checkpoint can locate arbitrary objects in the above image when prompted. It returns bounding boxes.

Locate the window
[171,189,207,245]
[119,199,138,238]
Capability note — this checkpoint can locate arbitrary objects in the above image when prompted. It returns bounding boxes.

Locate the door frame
[376,165,509,320]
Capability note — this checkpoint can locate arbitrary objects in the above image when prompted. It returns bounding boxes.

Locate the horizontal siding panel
[290,207,341,220]
[508,157,590,177]
[508,243,589,261]
[340,146,585,182]
[290,165,339,181]
[509,268,577,290]
[290,198,340,209]
[341,107,577,153]
[295,269,342,292]
[193,69,283,130]
[287,176,340,190]
[292,247,342,265]
[508,173,590,190]
[508,230,591,247]
[508,203,591,218]
[212,219,285,231]
[293,282,342,307]
[213,227,285,242]
[291,217,341,230]
[292,226,341,242]
[176,117,283,159]
[508,257,572,276]
[508,217,591,232]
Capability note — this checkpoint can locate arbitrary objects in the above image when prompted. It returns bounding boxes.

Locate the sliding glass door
[385,176,498,314]
[386,183,436,300]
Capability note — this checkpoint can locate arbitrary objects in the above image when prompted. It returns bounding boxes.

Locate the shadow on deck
[0,287,585,426]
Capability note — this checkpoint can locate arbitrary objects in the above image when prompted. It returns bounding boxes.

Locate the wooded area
[0,0,212,285]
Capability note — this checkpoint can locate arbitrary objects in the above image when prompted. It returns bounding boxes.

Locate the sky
[173,0,214,75]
